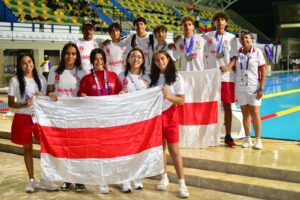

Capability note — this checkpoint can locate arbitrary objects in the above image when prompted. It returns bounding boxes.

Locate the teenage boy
[204,11,238,147]
[105,22,126,75]
[173,16,205,71]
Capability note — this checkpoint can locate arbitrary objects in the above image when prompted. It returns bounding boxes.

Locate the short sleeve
[174,74,185,95]
[257,49,266,67]
[8,77,19,97]
[230,36,238,58]
[48,66,57,85]
[39,75,47,95]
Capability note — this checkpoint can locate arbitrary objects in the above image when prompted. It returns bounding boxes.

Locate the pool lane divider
[263,88,300,99]
[260,106,300,121]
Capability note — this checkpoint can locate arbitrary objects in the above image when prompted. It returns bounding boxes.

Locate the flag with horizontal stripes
[33,87,164,185]
[178,69,221,148]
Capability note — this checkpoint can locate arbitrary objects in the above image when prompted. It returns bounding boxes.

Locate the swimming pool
[255,71,300,140]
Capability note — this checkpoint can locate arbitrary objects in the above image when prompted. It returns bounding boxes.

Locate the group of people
[8,10,266,198]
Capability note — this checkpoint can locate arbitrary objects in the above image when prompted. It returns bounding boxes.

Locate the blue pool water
[253,71,300,140]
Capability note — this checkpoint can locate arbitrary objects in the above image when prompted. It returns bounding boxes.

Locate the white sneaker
[157,176,169,191]
[253,140,263,150]
[120,181,132,193]
[241,138,253,148]
[179,183,189,198]
[25,179,36,193]
[132,179,143,190]
[100,185,110,194]
[39,178,59,191]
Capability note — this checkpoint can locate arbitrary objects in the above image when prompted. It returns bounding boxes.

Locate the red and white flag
[33,87,164,185]
[178,69,221,148]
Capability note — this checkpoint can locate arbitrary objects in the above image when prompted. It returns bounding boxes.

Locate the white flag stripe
[179,69,220,103]
[34,87,163,128]
[41,146,163,185]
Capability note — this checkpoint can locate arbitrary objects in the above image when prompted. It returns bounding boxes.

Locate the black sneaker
[75,184,86,192]
[60,182,72,191]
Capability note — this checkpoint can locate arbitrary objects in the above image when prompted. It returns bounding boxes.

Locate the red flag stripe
[39,115,162,159]
[178,101,218,125]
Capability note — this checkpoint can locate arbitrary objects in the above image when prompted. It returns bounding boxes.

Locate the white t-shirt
[204,31,237,82]
[75,38,101,72]
[155,74,185,111]
[235,47,266,92]
[118,71,150,93]
[8,75,47,114]
[174,34,205,71]
[124,33,153,71]
[105,40,127,75]
[48,66,88,97]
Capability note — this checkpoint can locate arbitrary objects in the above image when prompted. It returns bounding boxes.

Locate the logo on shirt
[92,84,97,89]
[79,45,84,52]
[224,40,228,46]
[55,74,60,84]
[108,83,115,88]
[180,44,184,51]
[105,48,110,55]
[208,38,213,44]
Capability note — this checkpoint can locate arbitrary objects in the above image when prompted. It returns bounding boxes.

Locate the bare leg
[223,103,232,135]
[167,143,184,179]
[162,139,167,173]
[23,144,34,179]
[249,106,261,138]
[241,105,251,137]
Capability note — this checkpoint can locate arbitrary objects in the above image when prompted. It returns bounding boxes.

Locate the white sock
[178,179,185,185]
[30,178,35,182]
[161,173,168,179]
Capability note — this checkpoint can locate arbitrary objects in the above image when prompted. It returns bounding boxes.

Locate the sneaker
[100,185,110,194]
[241,138,253,148]
[60,182,72,191]
[75,184,86,192]
[253,140,263,150]
[225,134,236,147]
[132,179,143,190]
[179,183,189,198]
[120,182,132,193]
[25,179,36,193]
[39,178,59,191]
[157,176,169,191]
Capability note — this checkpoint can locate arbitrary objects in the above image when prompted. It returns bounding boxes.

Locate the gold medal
[216,52,224,59]
[186,55,193,61]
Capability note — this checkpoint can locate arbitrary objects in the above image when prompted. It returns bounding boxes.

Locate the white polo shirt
[204,31,237,82]
[174,34,205,71]
[235,47,266,92]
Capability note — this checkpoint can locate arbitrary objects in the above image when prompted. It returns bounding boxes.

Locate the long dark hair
[16,53,41,97]
[56,42,82,74]
[150,50,177,87]
[124,48,146,76]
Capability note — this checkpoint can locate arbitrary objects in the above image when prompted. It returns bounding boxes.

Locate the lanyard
[184,34,195,56]
[127,73,143,91]
[239,46,253,70]
[155,42,167,51]
[215,31,224,53]
[92,69,109,96]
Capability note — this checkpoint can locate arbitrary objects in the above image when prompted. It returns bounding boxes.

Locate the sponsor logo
[109,60,123,66]
[180,44,184,51]
[208,38,213,44]
[106,48,110,55]
[57,87,75,96]
[79,45,84,51]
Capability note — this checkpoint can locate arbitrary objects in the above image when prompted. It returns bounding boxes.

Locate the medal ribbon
[184,34,195,56]
[215,31,225,53]
[92,69,109,96]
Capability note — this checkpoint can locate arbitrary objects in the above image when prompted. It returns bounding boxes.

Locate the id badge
[240,73,248,86]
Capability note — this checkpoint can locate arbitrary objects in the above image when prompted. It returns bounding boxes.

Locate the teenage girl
[150,50,189,198]
[8,53,56,192]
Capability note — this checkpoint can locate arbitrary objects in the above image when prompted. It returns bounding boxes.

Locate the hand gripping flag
[33,87,164,185]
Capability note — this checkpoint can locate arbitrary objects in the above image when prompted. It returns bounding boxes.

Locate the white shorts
[235,91,262,106]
